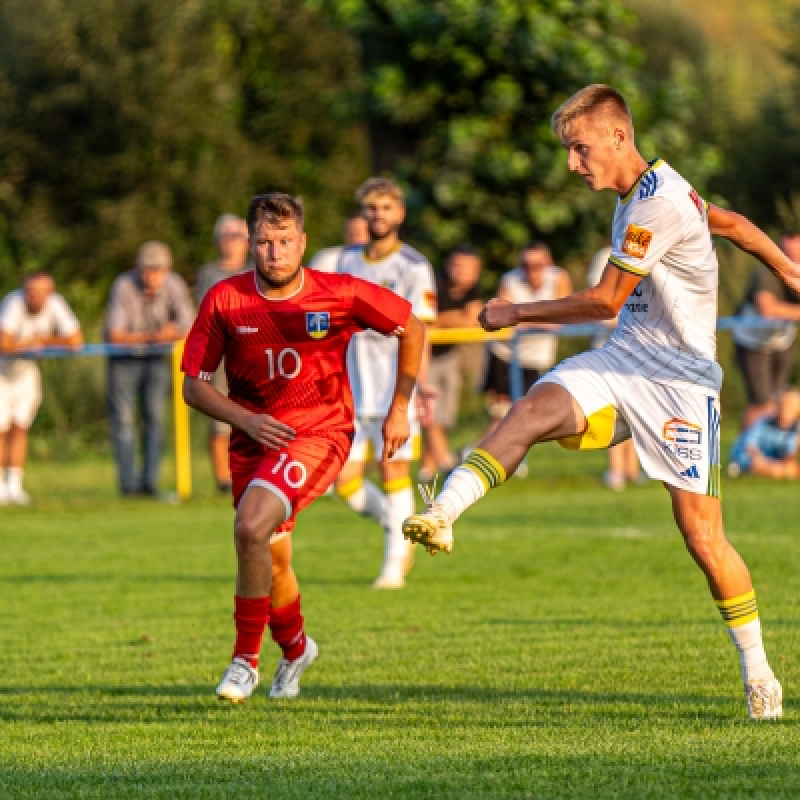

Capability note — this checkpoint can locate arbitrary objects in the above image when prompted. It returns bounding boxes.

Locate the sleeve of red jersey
[181,286,227,380]
[349,275,412,335]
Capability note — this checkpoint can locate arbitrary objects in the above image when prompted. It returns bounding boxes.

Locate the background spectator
[733,232,800,429]
[728,389,800,479]
[419,245,484,481]
[195,214,250,493]
[483,242,572,425]
[309,213,369,273]
[586,245,643,491]
[105,242,194,496]
[0,273,83,504]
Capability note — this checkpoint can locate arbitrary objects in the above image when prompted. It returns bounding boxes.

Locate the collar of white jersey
[252,268,305,302]
[620,157,664,204]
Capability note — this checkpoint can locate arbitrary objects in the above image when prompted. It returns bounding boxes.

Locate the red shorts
[230,432,351,533]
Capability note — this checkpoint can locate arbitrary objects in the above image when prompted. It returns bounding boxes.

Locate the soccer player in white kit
[337,177,437,589]
[404,85,800,719]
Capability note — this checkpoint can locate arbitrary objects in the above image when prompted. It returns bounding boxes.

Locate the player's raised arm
[479,264,641,332]
[383,312,426,462]
[708,204,800,294]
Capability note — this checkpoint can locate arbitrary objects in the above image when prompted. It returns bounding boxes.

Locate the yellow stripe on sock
[717,589,759,628]
[465,449,507,488]
[336,476,363,499]
[463,462,490,492]
[383,476,412,493]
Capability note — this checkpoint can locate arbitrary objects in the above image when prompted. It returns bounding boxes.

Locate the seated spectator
[733,231,800,430]
[105,241,194,496]
[483,242,571,424]
[419,245,484,481]
[195,214,250,493]
[0,273,83,505]
[729,389,800,479]
[308,212,369,273]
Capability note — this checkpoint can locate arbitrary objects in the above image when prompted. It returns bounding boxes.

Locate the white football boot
[269,636,318,699]
[402,483,454,555]
[8,487,31,506]
[745,677,783,720]
[215,657,259,703]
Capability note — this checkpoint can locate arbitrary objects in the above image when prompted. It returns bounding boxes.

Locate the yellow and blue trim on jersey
[608,255,649,278]
[620,157,664,204]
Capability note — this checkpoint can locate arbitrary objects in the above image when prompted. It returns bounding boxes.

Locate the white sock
[338,478,386,524]
[7,467,23,494]
[727,619,774,683]
[436,466,488,523]
[383,485,414,575]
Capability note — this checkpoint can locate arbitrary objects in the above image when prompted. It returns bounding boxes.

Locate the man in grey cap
[105,241,194,495]
[195,214,251,492]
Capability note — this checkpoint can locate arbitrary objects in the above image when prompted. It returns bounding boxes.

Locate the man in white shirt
[308,213,369,273]
[0,273,83,504]
[336,177,437,588]
[405,84,800,720]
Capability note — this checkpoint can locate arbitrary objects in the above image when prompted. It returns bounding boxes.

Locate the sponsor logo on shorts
[622,224,653,259]
[237,326,259,334]
[306,311,330,339]
[679,464,701,479]
[663,418,703,461]
[198,370,214,381]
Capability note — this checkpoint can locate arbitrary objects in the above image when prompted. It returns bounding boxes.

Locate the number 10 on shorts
[271,451,307,488]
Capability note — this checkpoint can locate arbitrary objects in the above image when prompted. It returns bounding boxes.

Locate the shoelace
[747,682,777,716]
[228,662,255,685]
[418,476,438,507]
[272,659,296,691]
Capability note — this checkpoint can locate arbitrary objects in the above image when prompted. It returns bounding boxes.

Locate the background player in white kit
[337,177,437,589]
[404,85,800,719]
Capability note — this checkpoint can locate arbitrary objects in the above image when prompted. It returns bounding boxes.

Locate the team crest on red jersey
[306,311,330,339]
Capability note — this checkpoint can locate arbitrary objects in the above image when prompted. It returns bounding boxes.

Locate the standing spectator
[586,244,643,491]
[308,213,369,273]
[195,214,251,493]
[483,242,572,426]
[733,232,800,429]
[0,273,83,504]
[419,245,484,481]
[105,242,194,496]
[728,389,800,479]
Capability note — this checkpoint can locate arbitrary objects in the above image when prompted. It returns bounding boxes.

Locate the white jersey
[338,243,436,416]
[606,159,722,393]
[491,266,565,370]
[308,245,344,274]
[0,290,80,382]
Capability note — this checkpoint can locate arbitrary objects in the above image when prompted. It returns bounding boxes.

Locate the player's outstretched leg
[336,474,387,526]
[404,383,585,553]
[668,486,782,719]
[266,533,318,698]
[216,486,287,704]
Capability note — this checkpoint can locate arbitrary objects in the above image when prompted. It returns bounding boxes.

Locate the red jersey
[181,268,411,454]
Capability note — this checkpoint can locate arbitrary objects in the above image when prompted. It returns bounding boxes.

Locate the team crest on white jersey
[306,311,330,339]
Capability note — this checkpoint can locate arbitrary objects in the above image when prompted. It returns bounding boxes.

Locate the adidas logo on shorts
[679,464,701,479]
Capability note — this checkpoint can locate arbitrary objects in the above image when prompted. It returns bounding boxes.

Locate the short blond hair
[356,176,404,206]
[551,84,632,140]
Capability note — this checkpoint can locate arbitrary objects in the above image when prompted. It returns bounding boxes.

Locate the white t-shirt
[309,245,345,274]
[490,266,565,370]
[0,290,80,381]
[338,243,436,416]
[606,159,723,393]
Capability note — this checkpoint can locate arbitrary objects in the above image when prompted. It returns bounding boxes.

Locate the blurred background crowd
[1,0,800,501]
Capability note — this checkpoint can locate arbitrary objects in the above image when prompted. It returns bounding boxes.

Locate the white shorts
[349,415,419,463]
[539,347,720,496]
[0,369,42,431]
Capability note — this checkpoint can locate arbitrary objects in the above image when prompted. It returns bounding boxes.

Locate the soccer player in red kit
[182,193,425,703]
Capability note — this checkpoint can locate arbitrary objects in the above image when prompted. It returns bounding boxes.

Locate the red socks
[233,595,270,667]
[269,596,306,662]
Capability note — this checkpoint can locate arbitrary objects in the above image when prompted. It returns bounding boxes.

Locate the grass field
[1,443,799,798]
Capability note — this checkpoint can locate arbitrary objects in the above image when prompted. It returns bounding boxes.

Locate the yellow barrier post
[172,340,192,500]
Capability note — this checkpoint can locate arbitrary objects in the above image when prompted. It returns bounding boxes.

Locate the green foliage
[0,0,366,296]
[325,0,719,274]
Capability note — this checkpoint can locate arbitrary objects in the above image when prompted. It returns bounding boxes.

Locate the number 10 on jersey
[265,347,302,380]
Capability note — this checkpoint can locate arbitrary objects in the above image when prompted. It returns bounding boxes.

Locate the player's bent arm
[382,313,425,461]
[479,264,640,331]
[183,375,295,449]
[708,204,800,293]
[754,290,800,322]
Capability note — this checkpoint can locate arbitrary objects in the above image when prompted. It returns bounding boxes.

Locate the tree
[325,0,719,275]
[0,0,366,307]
